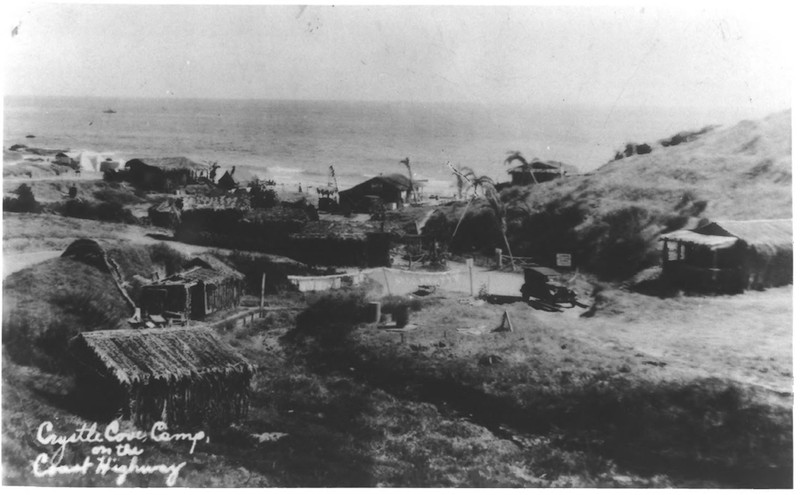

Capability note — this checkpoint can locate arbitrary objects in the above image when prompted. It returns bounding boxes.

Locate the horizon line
[6,93,783,113]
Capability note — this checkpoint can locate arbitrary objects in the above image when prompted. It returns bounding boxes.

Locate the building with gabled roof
[338,173,422,213]
[506,160,573,186]
[660,219,792,292]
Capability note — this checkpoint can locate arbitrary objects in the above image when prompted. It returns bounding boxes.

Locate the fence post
[260,273,266,309]
[496,248,502,269]
[466,258,474,296]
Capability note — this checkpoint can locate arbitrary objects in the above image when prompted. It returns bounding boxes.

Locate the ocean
[3,95,765,194]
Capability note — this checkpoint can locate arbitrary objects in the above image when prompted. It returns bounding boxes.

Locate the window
[666,241,680,261]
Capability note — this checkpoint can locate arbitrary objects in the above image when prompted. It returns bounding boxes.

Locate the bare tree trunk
[500,222,516,270]
[451,196,474,241]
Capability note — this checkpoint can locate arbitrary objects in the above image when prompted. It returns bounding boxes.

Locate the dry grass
[2,212,172,255]
[2,258,131,370]
[348,285,792,398]
[554,286,793,396]
[2,179,145,205]
[2,312,645,488]
[288,285,792,487]
[3,282,791,487]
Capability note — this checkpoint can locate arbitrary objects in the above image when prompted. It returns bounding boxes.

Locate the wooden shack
[660,219,792,292]
[339,174,421,213]
[139,255,244,321]
[506,160,567,186]
[69,327,255,427]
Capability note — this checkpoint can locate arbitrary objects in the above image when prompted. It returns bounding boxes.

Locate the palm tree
[448,163,515,269]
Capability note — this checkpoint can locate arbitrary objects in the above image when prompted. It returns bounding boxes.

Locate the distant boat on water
[103,108,117,114]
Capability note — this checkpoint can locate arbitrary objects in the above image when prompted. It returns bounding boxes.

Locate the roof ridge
[83,326,211,337]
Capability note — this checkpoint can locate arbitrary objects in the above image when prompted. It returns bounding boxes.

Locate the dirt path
[531,287,793,402]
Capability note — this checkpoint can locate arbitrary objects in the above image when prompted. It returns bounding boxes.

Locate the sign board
[556,253,572,267]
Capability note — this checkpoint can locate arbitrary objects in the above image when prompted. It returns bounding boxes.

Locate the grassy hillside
[2,258,131,370]
[560,109,791,220]
[426,110,791,279]
[2,241,187,371]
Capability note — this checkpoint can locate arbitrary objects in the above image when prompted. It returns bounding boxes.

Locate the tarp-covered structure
[69,327,255,427]
[660,219,792,292]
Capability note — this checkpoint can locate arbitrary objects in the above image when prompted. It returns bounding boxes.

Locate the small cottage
[507,160,569,186]
[69,327,255,427]
[139,255,244,321]
[660,219,792,292]
[339,174,421,213]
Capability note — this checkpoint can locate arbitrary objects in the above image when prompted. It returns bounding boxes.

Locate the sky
[2,3,794,114]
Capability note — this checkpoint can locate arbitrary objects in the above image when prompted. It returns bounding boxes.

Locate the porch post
[711,249,718,282]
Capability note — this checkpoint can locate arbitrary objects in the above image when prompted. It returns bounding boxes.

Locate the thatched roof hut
[660,219,792,292]
[70,327,255,427]
[125,157,209,192]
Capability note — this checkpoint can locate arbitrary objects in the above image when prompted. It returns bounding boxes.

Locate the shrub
[380,294,423,328]
[249,180,279,208]
[581,206,660,280]
[59,199,138,224]
[146,243,186,276]
[3,183,42,213]
[293,288,371,344]
[612,142,653,160]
